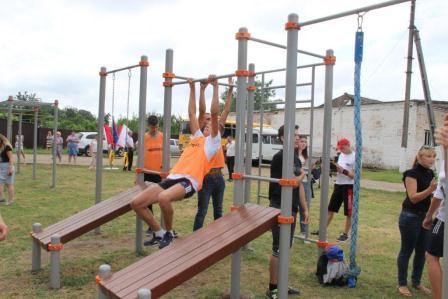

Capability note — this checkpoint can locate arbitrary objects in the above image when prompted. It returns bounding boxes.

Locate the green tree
[15,91,40,102]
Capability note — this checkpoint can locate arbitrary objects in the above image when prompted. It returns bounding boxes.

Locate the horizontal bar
[258,195,270,199]
[0,100,54,108]
[299,0,412,27]
[249,37,326,59]
[255,63,325,76]
[264,99,311,105]
[219,83,235,87]
[242,174,280,184]
[294,235,319,243]
[106,64,140,75]
[262,82,312,90]
[171,73,235,86]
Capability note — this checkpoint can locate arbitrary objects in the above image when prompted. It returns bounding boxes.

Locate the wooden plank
[105,204,263,292]
[120,207,278,298]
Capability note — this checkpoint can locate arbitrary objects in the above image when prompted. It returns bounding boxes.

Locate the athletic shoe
[311,230,319,235]
[158,231,174,249]
[0,199,6,205]
[337,233,349,242]
[143,234,162,247]
[145,228,153,236]
[288,286,300,295]
[173,230,179,238]
[265,288,278,299]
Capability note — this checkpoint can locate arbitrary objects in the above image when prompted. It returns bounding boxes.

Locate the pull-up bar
[262,82,312,90]
[299,0,412,27]
[106,64,141,75]
[171,73,236,86]
[249,37,326,59]
[255,63,325,76]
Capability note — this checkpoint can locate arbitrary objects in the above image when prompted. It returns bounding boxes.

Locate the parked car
[77,132,124,157]
[170,139,180,156]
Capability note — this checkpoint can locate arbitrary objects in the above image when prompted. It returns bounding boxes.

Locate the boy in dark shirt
[266,125,309,298]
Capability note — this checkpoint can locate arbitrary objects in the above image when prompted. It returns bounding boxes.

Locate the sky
[0,0,446,119]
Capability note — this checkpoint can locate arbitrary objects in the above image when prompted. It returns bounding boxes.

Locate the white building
[228,93,448,169]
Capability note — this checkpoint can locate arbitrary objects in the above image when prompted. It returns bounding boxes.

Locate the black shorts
[158,178,196,199]
[271,211,297,257]
[144,173,162,183]
[328,184,353,216]
[428,218,444,258]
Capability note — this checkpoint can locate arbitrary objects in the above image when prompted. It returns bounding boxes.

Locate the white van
[250,127,283,163]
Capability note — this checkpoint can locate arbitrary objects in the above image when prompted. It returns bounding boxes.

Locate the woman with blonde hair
[397,145,437,297]
[0,134,15,205]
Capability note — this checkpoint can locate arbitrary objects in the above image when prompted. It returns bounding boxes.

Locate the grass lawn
[0,164,429,298]
[362,168,402,184]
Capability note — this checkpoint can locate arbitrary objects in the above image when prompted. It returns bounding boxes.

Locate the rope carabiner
[357,13,366,32]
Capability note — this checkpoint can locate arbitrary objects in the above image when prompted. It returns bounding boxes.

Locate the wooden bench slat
[119,206,278,299]
[99,204,280,298]
[106,204,264,291]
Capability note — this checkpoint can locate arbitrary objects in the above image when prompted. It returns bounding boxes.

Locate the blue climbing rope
[348,25,364,286]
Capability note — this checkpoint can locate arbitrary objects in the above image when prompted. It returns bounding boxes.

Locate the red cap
[337,138,350,150]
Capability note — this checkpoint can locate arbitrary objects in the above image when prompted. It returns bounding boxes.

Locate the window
[262,135,270,144]
[271,136,282,144]
[86,134,96,139]
[170,140,175,146]
[253,134,258,143]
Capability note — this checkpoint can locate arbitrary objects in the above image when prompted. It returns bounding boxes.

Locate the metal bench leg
[31,223,42,272]
[98,264,112,299]
[137,288,151,299]
[49,234,62,289]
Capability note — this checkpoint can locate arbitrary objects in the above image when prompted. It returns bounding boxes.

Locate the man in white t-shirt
[327,138,355,242]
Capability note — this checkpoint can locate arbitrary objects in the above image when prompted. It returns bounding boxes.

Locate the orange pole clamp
[95,275,102,285]
[139,60,150,67]
[230,205,240,212]
[235,32,251,40]
[285,22,300,30]
[135,167,143,174]
[235,70,250,77]
[48,243,64,251]
[99,70,107,77]
[248,70,256,77]
[247,85,256,91]
[324,55,336,65]
[278,178,299,187]
[163,72,175,78]
[163,81,173,87]
[231,172,244,180]
[160,172,169,178]
[278,215,295,224]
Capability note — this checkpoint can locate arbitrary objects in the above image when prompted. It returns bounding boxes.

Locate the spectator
[0,134,15,205]
[46,131,53,151]
[297,135,312,238]
[89,135,97,170]
[124,130,134,172]
[397,145,436,297]
[66,131,79,164]
[54,131,64,163]
[15,134,25,162]
[225,136,235,181]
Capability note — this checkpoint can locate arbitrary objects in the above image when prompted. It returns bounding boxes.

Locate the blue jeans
[397,210,430,287]
[298,181,312,233]
[193,172,225,231]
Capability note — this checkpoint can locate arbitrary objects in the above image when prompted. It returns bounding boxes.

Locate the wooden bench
[30,182,150,288]
[98,203,280,299]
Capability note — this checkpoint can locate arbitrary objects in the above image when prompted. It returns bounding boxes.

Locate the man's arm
[219,77,234,128]
[198,80,209,128]
[209,75,219,138]
[188,80,200,135]
[299,183,309,224]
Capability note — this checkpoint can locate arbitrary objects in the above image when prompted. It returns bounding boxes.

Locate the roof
[317,93,382,108]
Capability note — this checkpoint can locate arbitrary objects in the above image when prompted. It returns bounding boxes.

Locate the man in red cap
[327,138,355,242]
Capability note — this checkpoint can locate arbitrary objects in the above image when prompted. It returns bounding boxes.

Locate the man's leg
[193,185,212,231]
[211,174,225,220]
[269,255,279,286]
[128,149,134,171]
[427,253,442,299]
[130,184,165,231]
[344,216,351,235]
[327,211,334,227]
[7,184,14,203]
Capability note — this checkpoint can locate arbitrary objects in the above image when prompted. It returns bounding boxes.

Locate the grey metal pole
[400,0,416,171]
[299,0,412,27]
[31,223,42,272]
[162,50,173,174]
[98,264,112,299]
[51,100,58,188]
[95,67,107,234]
[49,234,61,289]
[230,27,249,299]
[277,13,299,299]
[33,108,38,180]
[137,288,152,299]
[7,96,13,142]
[136,55,149,255]
[17,112,22,173]
[244,64,256,204]
[318,49,335,254]
[414,29,436,146]
[257,74,265,205]
[305,66,316,239]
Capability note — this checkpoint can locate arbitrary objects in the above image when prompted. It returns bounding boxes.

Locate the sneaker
[145,228,153,236]
[143,233,162,247]
[158,231,174,249]
[0,199,6,205]
[265,288,278,299]
[298,232,306,239]
[173,230,179,238]
[288,286,300,295]
[311,230,319,235]
[337,233,349,242]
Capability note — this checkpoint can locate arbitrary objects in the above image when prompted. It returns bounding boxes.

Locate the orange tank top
[209,147,225,169]
[170,135,210,190]
[144,132,163,171]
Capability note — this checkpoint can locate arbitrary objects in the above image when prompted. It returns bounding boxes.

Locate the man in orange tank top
[131,76,221,249]
[193,77,233,231]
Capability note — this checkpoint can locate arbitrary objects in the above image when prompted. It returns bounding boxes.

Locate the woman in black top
[0,134,15,205]
[397,146,437,297]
